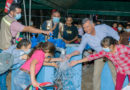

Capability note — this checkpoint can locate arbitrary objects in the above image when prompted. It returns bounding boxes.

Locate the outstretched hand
[51,63,58,68]
[69,61,79,67]
[65,54,72,60]
[42,31,52,35]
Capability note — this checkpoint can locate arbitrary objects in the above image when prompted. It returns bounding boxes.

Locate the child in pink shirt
[15,42,61,90]
[70,36,130,90]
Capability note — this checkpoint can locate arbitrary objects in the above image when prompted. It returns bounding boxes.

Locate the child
[10,39,31,90]
[14,42,61,90]
[70,36,130,90]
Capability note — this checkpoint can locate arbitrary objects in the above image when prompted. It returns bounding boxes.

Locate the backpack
[0,52,14,74]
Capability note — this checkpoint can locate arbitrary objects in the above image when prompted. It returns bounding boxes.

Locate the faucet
[56,47,66,57]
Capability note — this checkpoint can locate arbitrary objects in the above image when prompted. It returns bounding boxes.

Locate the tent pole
[28,0,32,40]
[23,0,27,39]
[90,14,93,21]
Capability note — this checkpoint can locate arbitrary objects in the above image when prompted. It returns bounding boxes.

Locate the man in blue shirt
[42,11,64,39]
[67,18,120,90]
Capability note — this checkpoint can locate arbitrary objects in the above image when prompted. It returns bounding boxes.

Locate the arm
[44,57,62,62]
[50,58,62,62]
[64,36,78,44]
[43,62,58,68]
[23,26,50,35]
[70,51,106,66]
[50,23,58,31]
[66,51,80,59]
[11,21,50,35]
[69,36,78,43]
[67,35,88,58]
[30,59,39,87]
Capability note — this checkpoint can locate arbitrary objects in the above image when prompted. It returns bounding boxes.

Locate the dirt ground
[82,63,94,90]
[7,71,11,90]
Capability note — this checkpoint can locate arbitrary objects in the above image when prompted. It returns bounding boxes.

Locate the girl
[14,42,61,90]
[10,39,31,90]
[2,39,31,90]
[70,36,130,90]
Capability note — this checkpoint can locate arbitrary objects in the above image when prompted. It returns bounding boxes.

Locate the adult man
[62,16,78,44]
[0,3,50,90]
[66,18,120,90]
[42,11,64,39]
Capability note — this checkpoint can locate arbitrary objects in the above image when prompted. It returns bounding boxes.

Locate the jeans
[0,49,8,90]
[13,70,31,90]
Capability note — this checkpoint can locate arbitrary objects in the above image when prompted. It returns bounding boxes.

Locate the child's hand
[21,54,28,60]
[128,83,130,86]
[51,63,58,68]
[69,61,78,67]
[66,54,72,60]
[58,58,63,62]
[32,81,40,87]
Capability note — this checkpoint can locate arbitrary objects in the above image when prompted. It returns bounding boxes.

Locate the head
[9,3,22,20]
[101,36,118,52]
[16,39,31,52]
[112,22,117,28]
[29,42,56,58]
[125,24,130,32]
[96,21,101,25]
[51,11,61,23]
[118,23,123,31]
[126,24,130,29]
[65,16,73,26]
[127,21,130,25]
[82,18,95,34]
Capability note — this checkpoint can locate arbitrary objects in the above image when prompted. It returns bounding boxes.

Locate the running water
[54,56,76,90]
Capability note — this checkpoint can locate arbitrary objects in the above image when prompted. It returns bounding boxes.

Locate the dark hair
[101,36,118,47]
[9,3,21,13]
[16,39,31,49]
[52,11,60,15]
[65,16,73,20]
[28,42,56,57]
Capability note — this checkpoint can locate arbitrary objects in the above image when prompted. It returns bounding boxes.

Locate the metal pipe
[56,47,66,56]
[23,0,27,39]
[66,44,80,47]
[28,0,32,40]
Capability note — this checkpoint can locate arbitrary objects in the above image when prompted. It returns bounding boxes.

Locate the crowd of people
[0,3,130,90]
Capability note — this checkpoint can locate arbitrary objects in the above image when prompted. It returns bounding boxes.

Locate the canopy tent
[31,0,130,16]
[1,0,130,16]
